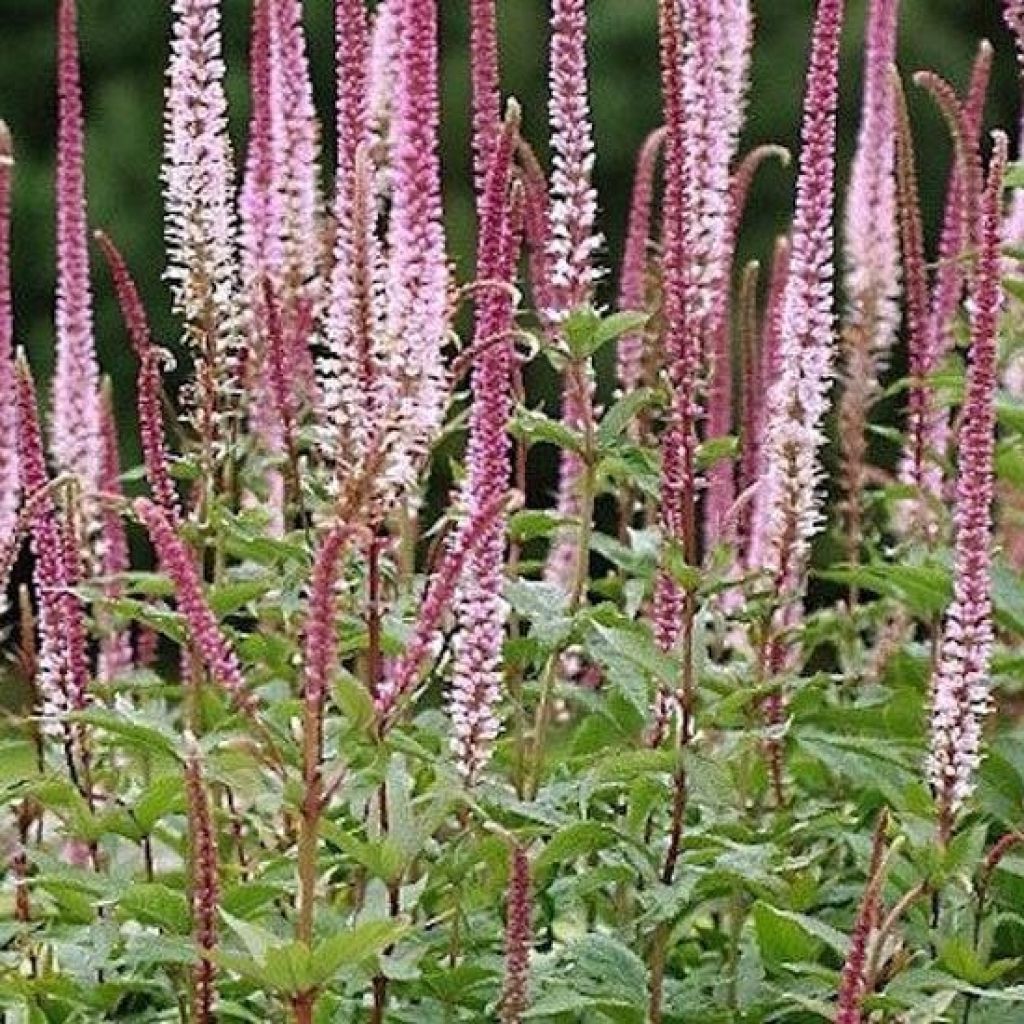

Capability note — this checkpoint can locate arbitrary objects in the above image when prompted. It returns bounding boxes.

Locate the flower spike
[927,132,1008,839]
[16,354,91,722]
[184,734,220,1024]
[470,0,502,193]
[616,127,665,396]
[450,109,524,783]
[500,844,532,1023]
[95,231,182,523]
[163,0,242,460]
[97,383,133,682]
[52,0,101,489]
[839,0,901,566]
[378,0,449,502]
[0,122,18,601]
[134,498,257,716]
[746,0,846,597]
[545,0,603,591]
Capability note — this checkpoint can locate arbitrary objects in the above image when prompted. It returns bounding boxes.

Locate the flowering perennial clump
[1,3,1024,1022]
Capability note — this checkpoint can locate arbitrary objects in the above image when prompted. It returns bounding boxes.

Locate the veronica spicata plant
[4,2,1024,1023]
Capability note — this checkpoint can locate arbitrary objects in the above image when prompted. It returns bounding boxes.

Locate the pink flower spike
[544,0,603,590]
[450,110,524,784]
[500,844,532,1024]
[163,0,241,444]
[239,0,286,287]
[927,132,1008,839]
[650,0,698,658]
[835,813,890,1024]
[183,734,220,1024]
[379,0,450,500]
[546,0,601,314]
[746,0,847,597]
[516,140,554,318]
[692,0,755,549]
[273,0,322,292]
[52,0,101,489]
[376,491,507,733]
[302,525,355,724]
[0,122,18,594]
[616,127,665,396]
[97,384,133,682]
[843,0,901,381]
[134,497,256,716]
[839,0,900,564]
[95,231,182,524]
[16,354,91,721]
[470,0,502,193]
[319,0,380,485]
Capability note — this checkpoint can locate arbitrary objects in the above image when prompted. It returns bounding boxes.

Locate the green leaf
[133,774,186,833]
[333,671,376,732]
[308,920,408,987]
[208,576,276,616]
[598,387,660,447]
[588,621,678,688]
[512,407,585,453]
[753,901,824,969]
[537,821,620,872]
[118,883,190,935]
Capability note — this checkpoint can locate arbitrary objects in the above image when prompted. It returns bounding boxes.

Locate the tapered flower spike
[545,0,603,591]
[616,127,665,396]
[500,844,532,1024]
[240,0,286,287]
[696,0,755,549]
[319,0,382,491]
[0,122,18,606]
[835,811,890,1024]
[546,0,601,315]
[927,133,1008,841]
[450,110,524,784]
[273,0,322,297]
[378,0,449,503]
[97,383,133,682]
[16,353,90,722]
[367,0,399,190]
[839,0,900,567]
[376,491,507,732]
[52,0,101,490]
[898,49,991,539]
[746,0,846,598]
[470,0,502,193]
[134,498,257,716]
[302,525,356,748]
[651,0,697,659]
[163,0,242,459]
[95,231,182,524]
[516,139,554,317]
[183,733,219,1024]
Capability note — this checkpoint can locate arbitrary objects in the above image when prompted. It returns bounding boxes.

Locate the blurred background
[0,0,1019,471]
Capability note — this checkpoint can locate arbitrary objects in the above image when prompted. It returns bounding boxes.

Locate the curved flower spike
[616,127,666,396]
[134,498,256,716]
[96,231,182,524]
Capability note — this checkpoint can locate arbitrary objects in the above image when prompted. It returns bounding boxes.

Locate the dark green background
[0,1,1018,467]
